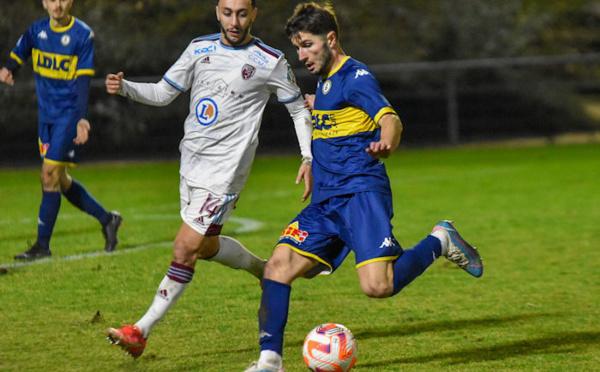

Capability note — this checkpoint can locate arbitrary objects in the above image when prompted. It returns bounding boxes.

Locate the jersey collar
[50,16,75,33]
[324,56,351,80]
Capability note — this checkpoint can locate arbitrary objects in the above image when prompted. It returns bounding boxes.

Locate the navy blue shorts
[277,191,403,275]
[38,118,82,166]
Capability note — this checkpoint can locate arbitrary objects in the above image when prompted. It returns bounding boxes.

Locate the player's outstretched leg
[102,211,122,252]
[208,235,267,280]
[432,220,483,277]
[106,325,146,358]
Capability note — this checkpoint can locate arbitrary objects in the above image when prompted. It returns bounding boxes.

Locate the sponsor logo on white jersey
[195,98,218,126]
[248,50,268,67]
[194,45,217,55]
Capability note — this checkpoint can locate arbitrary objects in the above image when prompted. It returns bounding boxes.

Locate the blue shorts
[277,191,403,275]
[38,118,82,166]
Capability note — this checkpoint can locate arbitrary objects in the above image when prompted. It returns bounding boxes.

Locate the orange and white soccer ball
[302,323,357,372]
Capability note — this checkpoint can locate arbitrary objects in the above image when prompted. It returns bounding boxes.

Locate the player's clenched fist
[105,72,124,94]
[0,67,14,86]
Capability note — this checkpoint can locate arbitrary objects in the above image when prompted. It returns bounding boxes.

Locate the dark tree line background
[1,0,600,165]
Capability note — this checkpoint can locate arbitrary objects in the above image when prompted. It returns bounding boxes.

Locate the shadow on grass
[353,313,552,339]
[358,331,599,368]
[351,313,599,368]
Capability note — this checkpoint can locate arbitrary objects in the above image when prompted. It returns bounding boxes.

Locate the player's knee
[173,236,216,264]
[361,281,393,298]
[40,169,60,190]
[263,254,304,284]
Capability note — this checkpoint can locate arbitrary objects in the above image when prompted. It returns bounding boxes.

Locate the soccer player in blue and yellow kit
[244,3,484,371]
[0,0,122,260]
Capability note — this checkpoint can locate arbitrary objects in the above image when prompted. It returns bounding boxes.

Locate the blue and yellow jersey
[8,16,95,122]
[311,56,397,204]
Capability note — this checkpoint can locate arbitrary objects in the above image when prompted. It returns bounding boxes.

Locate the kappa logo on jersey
[379,237,397,249]
[241,64,256,79]
[355,69,370,79]
[280,221,309,244]
[32,49,78,80]
[37,30,48,40]
[195,98,218,126]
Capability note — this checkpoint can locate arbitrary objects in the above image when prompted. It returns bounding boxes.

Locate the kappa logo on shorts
[379,237,396,249]
[279,221,308,244]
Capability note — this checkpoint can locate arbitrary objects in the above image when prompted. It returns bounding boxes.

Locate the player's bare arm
[105,72,124,95]
[0,67,15,86]
[74,119,91,145]
[295,162,313,202]
[366,113,403,159]
[304,94,315,111]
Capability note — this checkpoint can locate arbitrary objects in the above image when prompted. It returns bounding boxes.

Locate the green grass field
[1,143,599,372]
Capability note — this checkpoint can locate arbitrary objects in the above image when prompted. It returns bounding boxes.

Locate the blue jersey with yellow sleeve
[311,56,397,204]
[8,16,95,122]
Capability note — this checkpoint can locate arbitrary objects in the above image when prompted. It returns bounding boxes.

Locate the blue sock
[63,179,110,224]
[392,235,442,296]
[258,279,291,355]
[37,191,61,249]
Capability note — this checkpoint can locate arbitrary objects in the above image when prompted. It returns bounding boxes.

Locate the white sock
[431,229,450,256]
[259,350,282,370]
[208,235,266,279]
[135,275,188,339]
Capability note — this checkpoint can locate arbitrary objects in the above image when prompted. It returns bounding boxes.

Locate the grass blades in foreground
[0,143,599,371]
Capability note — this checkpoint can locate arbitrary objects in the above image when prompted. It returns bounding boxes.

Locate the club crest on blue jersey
[195,98,218,126]
[322,80,332,95]
[61,34,71,46]
[242,64,256,80]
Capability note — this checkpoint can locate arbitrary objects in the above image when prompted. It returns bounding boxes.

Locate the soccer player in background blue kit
[244,3,484,371]
[0,0,122,260]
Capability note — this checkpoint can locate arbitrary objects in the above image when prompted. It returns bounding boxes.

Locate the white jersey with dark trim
[162,34,303,194]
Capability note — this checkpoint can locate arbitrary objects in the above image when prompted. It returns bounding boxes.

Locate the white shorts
[179,177,239,236]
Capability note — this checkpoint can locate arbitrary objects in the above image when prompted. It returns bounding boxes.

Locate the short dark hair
[285,2,339,39]
[216,0,256,8]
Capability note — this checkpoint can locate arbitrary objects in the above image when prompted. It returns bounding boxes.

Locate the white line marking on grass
[0,241,173,270]
[0,216,263,270]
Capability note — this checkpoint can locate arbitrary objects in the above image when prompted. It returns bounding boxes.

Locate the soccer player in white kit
[104,0,313,358]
